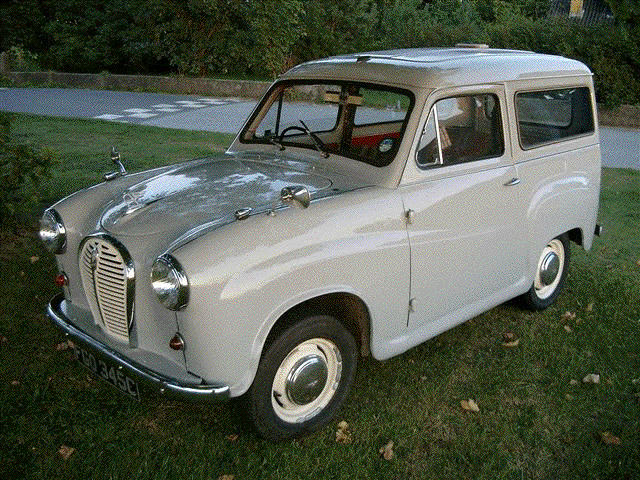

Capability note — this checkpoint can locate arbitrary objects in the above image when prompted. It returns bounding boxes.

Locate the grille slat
[95,280,126,294]
[79,236,134,342]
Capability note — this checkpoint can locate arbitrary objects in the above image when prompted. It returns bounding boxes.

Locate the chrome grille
[79,235,134,342]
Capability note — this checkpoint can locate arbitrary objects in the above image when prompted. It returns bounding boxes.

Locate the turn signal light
[169,333,185,351]
[55,273,69,287]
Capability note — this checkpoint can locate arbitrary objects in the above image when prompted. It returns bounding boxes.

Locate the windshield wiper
[299,120,329,158]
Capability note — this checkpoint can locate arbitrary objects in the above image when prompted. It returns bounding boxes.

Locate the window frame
[415,92,505,170]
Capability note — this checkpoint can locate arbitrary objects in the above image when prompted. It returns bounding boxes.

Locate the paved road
[1,87,638,169]
[0,87,255,134]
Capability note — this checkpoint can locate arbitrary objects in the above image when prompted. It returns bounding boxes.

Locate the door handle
[405,209,416,225]
[504,177,521,187]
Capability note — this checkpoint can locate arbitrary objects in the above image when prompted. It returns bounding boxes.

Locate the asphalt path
[0,87,638,170]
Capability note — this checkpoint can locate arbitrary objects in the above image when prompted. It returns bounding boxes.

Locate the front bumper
[46,293,230,402]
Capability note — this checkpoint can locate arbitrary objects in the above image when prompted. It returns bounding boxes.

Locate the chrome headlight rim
[150,254,189,311]
[39,209,67,254]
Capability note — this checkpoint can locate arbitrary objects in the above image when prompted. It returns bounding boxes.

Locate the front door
[401,87,527,332]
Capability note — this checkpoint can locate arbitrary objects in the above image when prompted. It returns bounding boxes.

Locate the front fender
[173,187,410,396]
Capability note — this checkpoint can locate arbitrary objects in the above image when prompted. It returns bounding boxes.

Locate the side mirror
[280,186,310,209]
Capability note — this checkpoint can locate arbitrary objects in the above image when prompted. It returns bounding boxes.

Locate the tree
[251,0,306,77]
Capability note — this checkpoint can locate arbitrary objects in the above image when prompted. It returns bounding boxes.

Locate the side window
[416,93,504,168]
[516,87,594,148]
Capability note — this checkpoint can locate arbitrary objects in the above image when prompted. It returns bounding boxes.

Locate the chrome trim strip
[46,294,230,402]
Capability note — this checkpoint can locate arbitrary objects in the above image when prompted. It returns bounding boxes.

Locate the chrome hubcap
[285,354,328,405]
[539,251,560,286]
[271,338,342,423]
[534,239,565,300]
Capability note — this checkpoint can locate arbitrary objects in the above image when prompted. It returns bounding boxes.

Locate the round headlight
[151,255,189,311]
[39,209,66,254]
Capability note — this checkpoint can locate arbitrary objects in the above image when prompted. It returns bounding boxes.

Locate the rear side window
[516,87,594,149]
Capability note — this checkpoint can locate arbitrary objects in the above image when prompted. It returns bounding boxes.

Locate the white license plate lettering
[73,345,140,400]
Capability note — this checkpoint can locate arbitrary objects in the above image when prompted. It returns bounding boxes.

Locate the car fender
[172,187,411,396]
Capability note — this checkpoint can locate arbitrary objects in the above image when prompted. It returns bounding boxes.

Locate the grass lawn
[1,115,639,479]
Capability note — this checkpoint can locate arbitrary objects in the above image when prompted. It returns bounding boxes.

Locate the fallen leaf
[565,394,574,400]
[225,434,239,442]
[30,256,39,264]
[569,379,579,386]
[218,476,234,480]
[562,311,576,320]
[379,440,394,460]
[583,373,601,384]
[336,420,352,444]
[601,432,621,445]
[502,332,516,342]
[501,332,520,347]
[564,325,573,333]
[56,342,69,351]
[586,303,594,312]
[632,378,639,385]
[58,445,75,460]
[10,380,20,386]
[420,375,427,381]
[460,399,480,412]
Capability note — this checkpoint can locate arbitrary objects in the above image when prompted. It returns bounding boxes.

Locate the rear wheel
[520,234,571,310]
[245,315,357,441]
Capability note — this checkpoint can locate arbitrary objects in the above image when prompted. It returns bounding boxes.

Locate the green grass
[9,114,236,204]
[1,116,639,479]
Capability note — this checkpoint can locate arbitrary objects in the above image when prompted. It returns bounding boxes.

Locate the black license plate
[73,345,140,401]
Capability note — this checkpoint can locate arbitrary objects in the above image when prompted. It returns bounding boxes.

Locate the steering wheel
[279,125,307,141]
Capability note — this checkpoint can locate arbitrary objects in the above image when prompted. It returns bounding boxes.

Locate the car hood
[100,154,343,237]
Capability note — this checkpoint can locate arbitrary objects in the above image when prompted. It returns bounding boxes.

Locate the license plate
[73,345,140,401]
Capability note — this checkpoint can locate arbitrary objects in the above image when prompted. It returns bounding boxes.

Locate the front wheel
[244,315,357,441]
[519,234,571,310]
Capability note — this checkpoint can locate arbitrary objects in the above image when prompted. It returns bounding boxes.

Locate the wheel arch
[567,227,584,247]
[261,292,372,360]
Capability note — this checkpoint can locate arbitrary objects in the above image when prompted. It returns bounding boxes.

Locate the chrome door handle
[504,177,521,187]
[405,209,416,225]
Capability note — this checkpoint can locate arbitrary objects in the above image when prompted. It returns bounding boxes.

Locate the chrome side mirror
[104,147,128,181]
[280,186,310,209]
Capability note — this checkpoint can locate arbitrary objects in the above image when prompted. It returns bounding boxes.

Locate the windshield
[241,81,414,167]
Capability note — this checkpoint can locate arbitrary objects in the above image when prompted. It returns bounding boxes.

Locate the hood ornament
[123,190,146,215]
[104,147,128,181]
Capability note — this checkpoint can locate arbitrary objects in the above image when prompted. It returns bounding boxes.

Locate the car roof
[282,46,592,89]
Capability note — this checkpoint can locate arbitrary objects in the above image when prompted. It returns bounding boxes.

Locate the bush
[0,114,56,227]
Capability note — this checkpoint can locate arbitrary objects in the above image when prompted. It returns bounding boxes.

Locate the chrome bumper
[46,293,230,402]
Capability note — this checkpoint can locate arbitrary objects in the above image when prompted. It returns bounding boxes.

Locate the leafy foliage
[251,0,306,77]
[0,0,638,104]
[0,113,56,226]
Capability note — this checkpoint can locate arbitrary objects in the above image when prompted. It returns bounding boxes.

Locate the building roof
[283,47,592,89]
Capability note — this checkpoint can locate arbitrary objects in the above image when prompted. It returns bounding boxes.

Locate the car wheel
[245,315,357,441]
[520,234,571,310]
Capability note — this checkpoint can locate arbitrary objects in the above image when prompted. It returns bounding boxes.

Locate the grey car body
[43,46,601,440]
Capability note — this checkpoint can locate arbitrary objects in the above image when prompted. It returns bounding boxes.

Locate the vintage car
[42,46,602,440]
